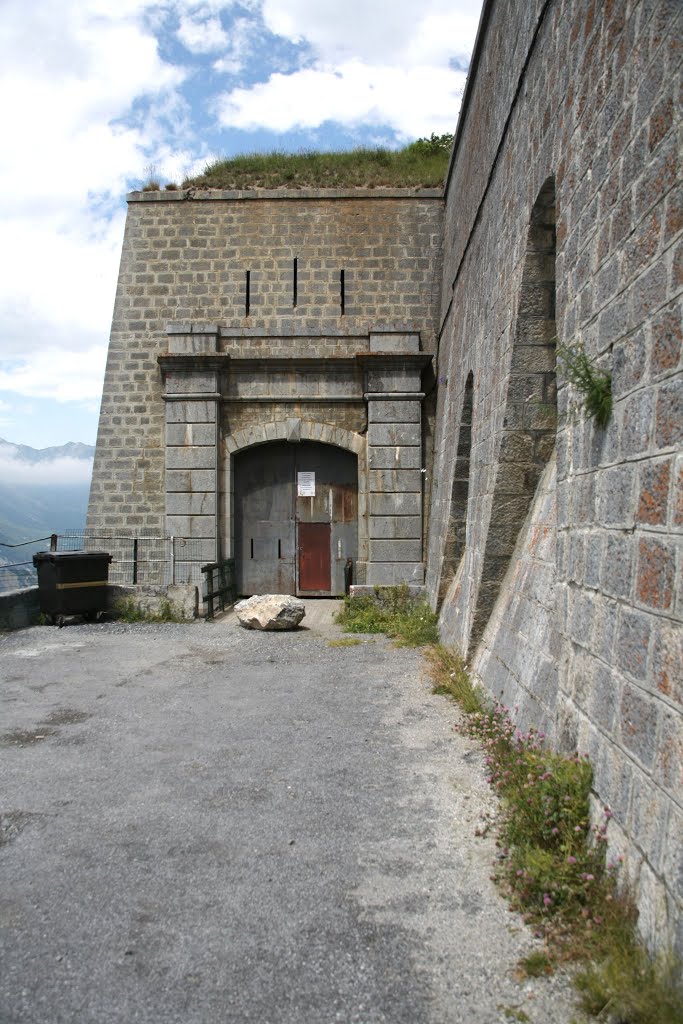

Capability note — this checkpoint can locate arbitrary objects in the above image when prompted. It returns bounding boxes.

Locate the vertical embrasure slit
[278,538,282,559]
[245,270,251,317]
[340,269,345,315]
[250,538,254,559]
[293,258,298,308]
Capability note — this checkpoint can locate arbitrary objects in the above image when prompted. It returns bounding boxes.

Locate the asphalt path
[0,606,577,1023]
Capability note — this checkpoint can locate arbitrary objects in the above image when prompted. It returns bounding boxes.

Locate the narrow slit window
[340,269,345,316]
[250,538,254,559]
[278,538,282,559]
[293,258,298,308]
[245,270,251,317]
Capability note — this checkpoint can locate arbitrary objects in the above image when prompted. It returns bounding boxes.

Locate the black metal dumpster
[32,550,113,625]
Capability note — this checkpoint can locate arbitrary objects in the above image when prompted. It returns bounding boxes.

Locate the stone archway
[469,177,557,654]
[221,421,368,595]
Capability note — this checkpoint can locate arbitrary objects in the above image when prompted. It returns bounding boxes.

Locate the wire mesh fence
[0,530,206,593]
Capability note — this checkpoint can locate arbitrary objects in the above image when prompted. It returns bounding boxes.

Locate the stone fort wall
[88,191,444,584]
[426,0,682,950]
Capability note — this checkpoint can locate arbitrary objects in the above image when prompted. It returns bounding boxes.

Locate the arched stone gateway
[231,440,358,596]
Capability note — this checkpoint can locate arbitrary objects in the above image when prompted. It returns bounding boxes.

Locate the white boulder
[235,594,306,631]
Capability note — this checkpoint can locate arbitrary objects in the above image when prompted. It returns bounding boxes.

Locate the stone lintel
[223,396,362,404]
[369,331,420,354]
[356,353,433,369]
[158,354,229,373]
[167,323,219,335]
[364,393,425,401]
[163,392,221,400]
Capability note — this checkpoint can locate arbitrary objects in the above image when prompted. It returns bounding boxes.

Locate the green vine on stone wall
[557,343,612,429]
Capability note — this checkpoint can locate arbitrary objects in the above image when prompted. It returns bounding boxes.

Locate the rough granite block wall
[427,0,682,951]
[89,191,443,584]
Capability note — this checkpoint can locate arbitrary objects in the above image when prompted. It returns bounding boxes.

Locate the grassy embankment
[147,135,454,191]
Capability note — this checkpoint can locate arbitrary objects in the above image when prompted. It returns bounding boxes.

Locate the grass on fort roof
[176,135,453,191]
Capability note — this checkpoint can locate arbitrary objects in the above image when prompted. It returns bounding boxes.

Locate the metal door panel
[298,522,331,592]
[235,443,295,595]
[234,440,357,597]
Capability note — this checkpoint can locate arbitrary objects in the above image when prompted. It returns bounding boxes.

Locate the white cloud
[213,16,260,75]
[0,0,484,446]
[0,453,94,487]
[0,347,107,407]
[217,0,480,139]
[218,60,467,139]
[0,0,190,406]
[178,12,229,53]
[260,0,480,64]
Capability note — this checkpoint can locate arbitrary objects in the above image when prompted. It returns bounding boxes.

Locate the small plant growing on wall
[557,342,612,428]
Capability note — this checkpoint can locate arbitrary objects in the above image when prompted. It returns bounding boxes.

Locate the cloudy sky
[0,0,482,451]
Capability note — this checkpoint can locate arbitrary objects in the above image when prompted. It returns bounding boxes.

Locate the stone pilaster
[359,334,432,587]
[158,327,224,582]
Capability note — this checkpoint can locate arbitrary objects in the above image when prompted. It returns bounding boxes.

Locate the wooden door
[298,522,331,592]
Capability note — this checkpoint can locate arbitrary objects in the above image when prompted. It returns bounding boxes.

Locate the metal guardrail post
[132,538,138,585]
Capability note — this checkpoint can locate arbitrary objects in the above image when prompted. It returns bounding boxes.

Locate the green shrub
[335,584,438,647]
[557,343,612,428]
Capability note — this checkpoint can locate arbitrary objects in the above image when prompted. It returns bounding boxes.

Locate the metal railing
[0,530,205,592]
[201,559,237,619]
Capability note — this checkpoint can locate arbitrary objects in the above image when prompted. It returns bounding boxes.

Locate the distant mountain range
[0,437,95,590]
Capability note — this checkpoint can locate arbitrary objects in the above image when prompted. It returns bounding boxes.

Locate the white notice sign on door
[297,471,315,497]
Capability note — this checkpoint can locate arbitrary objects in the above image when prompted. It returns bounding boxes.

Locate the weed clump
[427,649,683,1020]
[335,584,438,647]
[557,342,612,428]
[114,596,186,623]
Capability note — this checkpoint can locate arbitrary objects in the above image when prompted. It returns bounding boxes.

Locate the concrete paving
[0,604,577,1023]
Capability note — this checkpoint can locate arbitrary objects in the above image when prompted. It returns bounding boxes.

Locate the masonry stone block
[166,469,216,492]
[369,540,422,562]
[166,447,215,470]
[168,332,218,354]
[368,423,421,447]
[616,608,652,682]
[369,516,422,539]
[620,684,659,770]
[636,536,676,611]
[165,401,217,424]
[368,469,422,493]
[165,371,218,395]
[166,515,216,538]
[165,423,216,446]
[367,400,421,423]
[369,332,420,353]
[166,492,216,515]
[597,466,636,528]
[366,562,425,585]
[368,446,421,470]
[366,367,422,392]
[369,492,421,517]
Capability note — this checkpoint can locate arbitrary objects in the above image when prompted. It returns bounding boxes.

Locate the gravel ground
[0,609,580,1023]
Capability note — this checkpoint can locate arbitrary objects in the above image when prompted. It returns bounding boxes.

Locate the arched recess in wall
[438,371,474,607]
[468,176,557,655]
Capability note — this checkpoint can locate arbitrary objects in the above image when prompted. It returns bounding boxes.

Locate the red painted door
[298,522,331,592]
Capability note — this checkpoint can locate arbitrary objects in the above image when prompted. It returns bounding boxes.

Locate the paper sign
[297,471,315,497]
